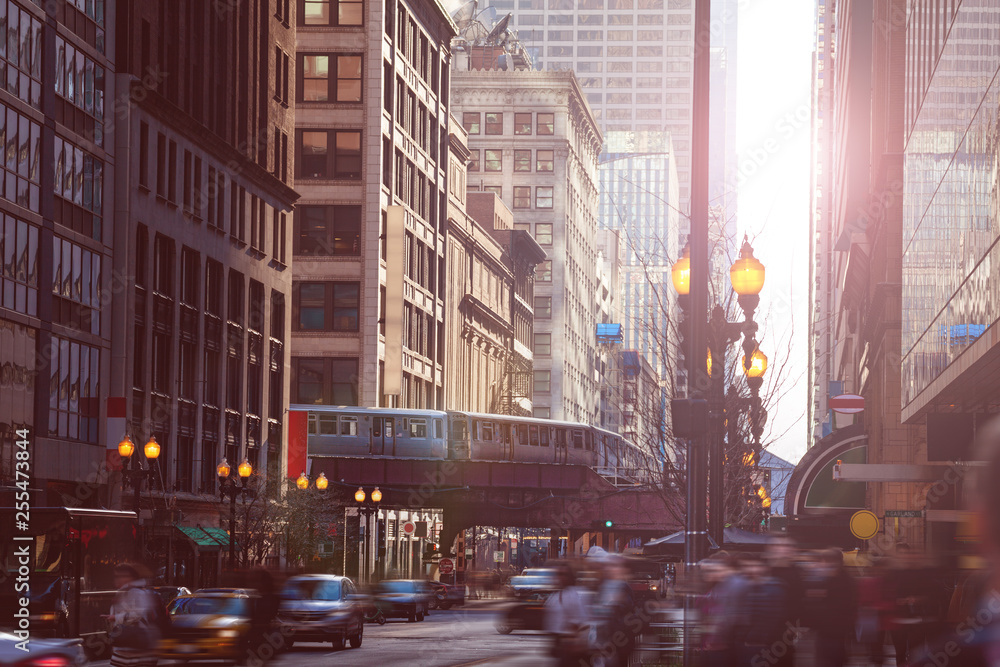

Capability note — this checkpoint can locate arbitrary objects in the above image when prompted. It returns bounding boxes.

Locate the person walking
[544,562,592,667]
[104,563,161,667]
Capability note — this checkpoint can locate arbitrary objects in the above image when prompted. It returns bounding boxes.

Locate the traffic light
[671,398,708,438]
[604,520,613,528]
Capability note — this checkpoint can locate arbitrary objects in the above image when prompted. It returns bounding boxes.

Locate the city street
[90,603,551,667]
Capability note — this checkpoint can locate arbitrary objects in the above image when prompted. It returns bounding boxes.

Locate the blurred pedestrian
[807,549,855,667]
[735,554,790,667]
[905,416,1000,666]
[104,563,161,667]
[764,536,802,667]
[855,558,891,665]
[888,544,936,663]
[544,562,591,667]
[593,556,636,667]
[246,568,281,663]
[699,553,746,667]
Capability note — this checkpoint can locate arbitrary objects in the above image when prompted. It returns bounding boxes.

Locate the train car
[290,405,449,459]
[448,411,598,466]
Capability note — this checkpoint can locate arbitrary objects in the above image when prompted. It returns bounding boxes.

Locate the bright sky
[735,0,815,464]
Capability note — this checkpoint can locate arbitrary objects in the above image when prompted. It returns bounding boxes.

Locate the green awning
[176,525,232,550]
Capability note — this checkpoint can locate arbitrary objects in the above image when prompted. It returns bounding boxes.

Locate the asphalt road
[89,603,552,667]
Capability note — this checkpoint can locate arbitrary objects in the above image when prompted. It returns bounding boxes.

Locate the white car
[0,631,86,666]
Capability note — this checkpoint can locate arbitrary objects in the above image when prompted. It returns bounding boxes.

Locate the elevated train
[290,404,658,485]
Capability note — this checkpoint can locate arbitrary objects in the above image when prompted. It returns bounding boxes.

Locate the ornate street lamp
[118,434,160,514]
[218,457,252,570]
[355,487,382,582]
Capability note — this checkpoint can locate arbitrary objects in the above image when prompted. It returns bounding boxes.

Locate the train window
[572,430,584,449]
[555,429,566,447]
[529,425,539,446]
[385,418,394,437]
[373,418,382,437]
[518,425,529,446]
[319,415,337,435]
[339,416,358,435]
[308,414,318,435]
[409,418,427,438]
[451,419,467,440]
[540,427,550,447]
[435,419,443,438]
[585,432,593,450]
[501,423,511,444]
[482,421,493,441]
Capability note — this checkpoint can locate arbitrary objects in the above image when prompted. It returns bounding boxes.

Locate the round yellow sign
[850,510,879,540]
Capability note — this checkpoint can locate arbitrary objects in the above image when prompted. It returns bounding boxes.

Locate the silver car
[278,575,364,650]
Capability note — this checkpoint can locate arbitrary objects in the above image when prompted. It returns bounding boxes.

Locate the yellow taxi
[160,588,255,663]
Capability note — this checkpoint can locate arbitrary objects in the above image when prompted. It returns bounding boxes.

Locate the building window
[296,130,362,179]
[537,260,552,282]
[513,150,532,172]
[48,335,100,443]
[55,135,104,237]
[534,370,551,393]
[484,112,503,134]
[535,296,551,318]
[535,186,553,208]
[484,149,502,172]
[533,407,550,419]
[536,149,554,172]
[300,0,363,26]
[462,112,480,134]
[484,185,502,197]
[292,357,359,404]
[535,223,553,245]
[52,235,101,335]
[468,149,480,172]
[294,282,360,331]
[514,112,532,134]
[3,4,42,109]
[537,113,554,135]
[513,186,531,209]
[1,216,39,317]
[295,205,362,256]
[299,54,363,103]
[534,333,551,356]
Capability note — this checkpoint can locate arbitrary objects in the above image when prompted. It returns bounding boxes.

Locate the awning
[175,525,231,551]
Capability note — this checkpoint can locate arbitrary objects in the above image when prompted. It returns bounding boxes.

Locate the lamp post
[118,435,160,514]
[294,472,329,568]
[217,457,252,571]
[672,236,766,548]
[355,487,382,582]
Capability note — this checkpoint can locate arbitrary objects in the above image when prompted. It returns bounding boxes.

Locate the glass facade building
[901,1,1000,417]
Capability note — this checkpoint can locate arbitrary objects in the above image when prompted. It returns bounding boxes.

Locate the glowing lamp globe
[355,487,366,503]
[756,486,767,499]
[316,472,329,490]
[671,245,691,295]
[742,348,768,379]
[372,487,383,503]
[762,497,772,509]
[730,239,765,296]
[296,472,309,490]
[117,436,135,459]
[144,436,160,460]
[238,459,253,478]
[217,458,231,478]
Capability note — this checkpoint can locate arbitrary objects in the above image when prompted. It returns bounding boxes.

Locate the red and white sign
[438,558,454,575]
[830,394,865,414]
[402,521,416,536]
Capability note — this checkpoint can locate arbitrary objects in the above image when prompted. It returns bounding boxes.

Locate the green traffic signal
[604,520,613,528]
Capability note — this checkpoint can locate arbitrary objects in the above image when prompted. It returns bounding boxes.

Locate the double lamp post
[670,235,769,558]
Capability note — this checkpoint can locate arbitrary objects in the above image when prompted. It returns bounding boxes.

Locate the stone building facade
[451,68,603,424]
[292,0,456,410]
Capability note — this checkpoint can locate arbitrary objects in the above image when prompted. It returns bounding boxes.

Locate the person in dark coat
[764,536,803,667]
[905,417,1000,667]
[806,548,856,667]
[736,554,789,667]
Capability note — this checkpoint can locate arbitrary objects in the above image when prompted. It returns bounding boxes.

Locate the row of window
[2,101,39,214]
[516,0,688,8]
[540,29,671,41]
[54,135,102,217]
[462,112,554,136]
[292,357,359,405]
[55,35,104,141]
[308,413,441,439]
[544,45,677,58]
[52,235,101,336]
[519,12,678,25]
[49,334,100,444]
[568,61,688,73]
[469,149,554,173]
[468,184,554,210]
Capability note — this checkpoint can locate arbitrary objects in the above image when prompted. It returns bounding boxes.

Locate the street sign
[493,550,505,563]
[402,521,415,536]
[829,394,865,414]
[438,558,454,574]
[886,510,923,518]
[849,510,879,540]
